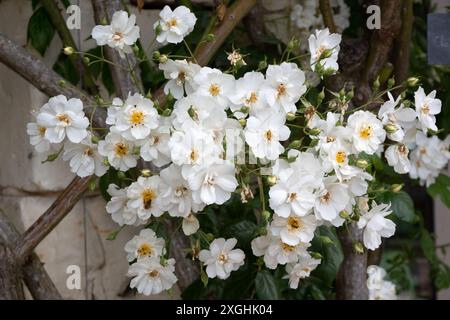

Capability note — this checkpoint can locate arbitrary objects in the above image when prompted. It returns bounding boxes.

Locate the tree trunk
[336,224,369,300]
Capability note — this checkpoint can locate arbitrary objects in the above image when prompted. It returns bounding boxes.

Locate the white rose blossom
[154,5,197,44]
[199,238,245,280]
[36,95,89,144]
[91,10,140,58]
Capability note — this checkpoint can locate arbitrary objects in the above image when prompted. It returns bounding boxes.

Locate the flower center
[246,92,258,105]
[420,147,427,155]
[264,130,273,142]
[320,192,331,204]
[167,17,178,27]
[115,142,128,156]
[277,83,286,98]
[56,113,70,125]
[287,216,303,231]
[218,252,228,264]
[137,243,154,258]
[359,125,373,139]
[39,126,46,136]
[148,270,159,278]
[326,136,336,143]
[84,148,93,156]
[130,109,145,125]
[189,149,199,163]
[175,185,188,197]
[398,144,409,156]
[178,71,186,82]
[112,32,123,42]
[142,189,156,210]
[421,103,430,114]
[335,151,346,164]
[288,192,298,202]
[282,243,295,252]
[314,46,326,60]
[209,84,221,97]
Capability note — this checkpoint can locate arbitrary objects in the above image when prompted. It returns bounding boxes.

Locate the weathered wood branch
[0,243,24,300]
[42,0,99,95]
[193,0,258,66]
[0,210,61,300]
[336,224,368,300]
[394,0,414,87]
[13,177,91,264]
[0,32,106,128]
[319,0,337,33]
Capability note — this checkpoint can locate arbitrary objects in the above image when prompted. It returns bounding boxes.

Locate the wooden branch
[336,224,369,300]
[394,0,414,88]
[0,32,106,128]
[0,210,61,300]
[91,0,142,99]
[319,0,337,33]
[13,177,91,263]
[353,0,402,106]
[0,243,24,300]
[41,0,99,95]
[193,0,258,66]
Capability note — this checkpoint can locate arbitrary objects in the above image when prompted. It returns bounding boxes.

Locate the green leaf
[53,53,80,85]
[102,64,115,95]
[310,226,343,286]
[428,174,450,209]
[200,267,209,287]
[27,7,55,56]
[377,191,416,223]
[420,229,437,264]
[225,220,257,245]
[41,146,63,164]
[255,271,281,300]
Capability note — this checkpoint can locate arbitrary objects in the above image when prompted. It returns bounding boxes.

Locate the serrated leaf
[255,271,281,300]
[420,230,437,264]
[310,226,343,286]
[28,7,55,56]
[377,191,416,223]
[226,220,257,245]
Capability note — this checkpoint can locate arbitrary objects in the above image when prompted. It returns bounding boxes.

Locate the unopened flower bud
[238,118,246,127]
[132,44,140,55]
[406,77,420,87]
[240,106,250,114]
[391,184,403,193]
[58,80,66,87]
[286,112,296,121]
[258,59,267,70]
[387,77,396,89]
[83,56,90,64]
[339,210,350,219]
[308,128,321,136]
[159,54,168,64]
[317,89,325,104]
[356,159,369,169]
[63,46,74,55]
[354,242,364,254]
[289,140,302,149]
[141,169,151,177]
[347,89,354,100]
[262,210,271,220]
[117,171,127,180]
[384,124,398,134]
[206,233,215,242]
[206,33,215,42]
[320,236,333,245]
[287,38,300,50]
[162,108,172,117]
[373,77,380,90]
[267,175,277,186]
[91,135,100,143]
[310,252,323,260]
[154,23,162,35]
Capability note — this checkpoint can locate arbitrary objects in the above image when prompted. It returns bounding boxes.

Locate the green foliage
[310,226,344,286]
[377,191,417,224]
[255,271,282,300]
[27,7,55,56]
[427,174,450,210]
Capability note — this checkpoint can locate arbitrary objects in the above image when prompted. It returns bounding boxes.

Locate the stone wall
[0,0,174,300]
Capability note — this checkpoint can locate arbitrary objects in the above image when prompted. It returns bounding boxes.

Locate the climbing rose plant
[26,6,450,299]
